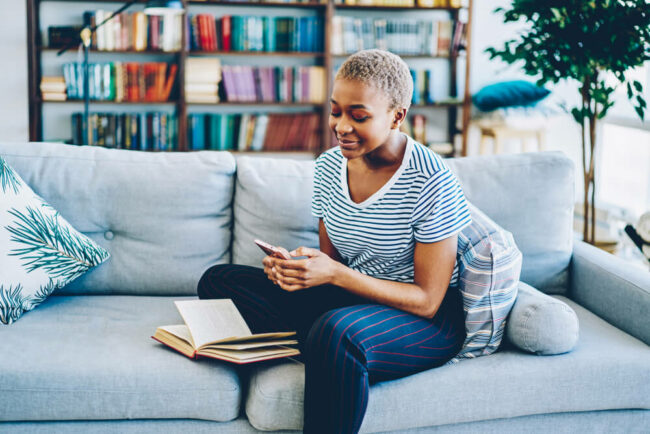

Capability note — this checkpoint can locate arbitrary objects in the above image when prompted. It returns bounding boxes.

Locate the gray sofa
[0,142,648,433]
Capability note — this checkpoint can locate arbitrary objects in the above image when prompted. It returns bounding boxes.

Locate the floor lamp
[56,0,184,146]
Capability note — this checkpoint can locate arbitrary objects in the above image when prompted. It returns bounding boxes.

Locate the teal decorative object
[0,157,110,324]
[473,80,550,112]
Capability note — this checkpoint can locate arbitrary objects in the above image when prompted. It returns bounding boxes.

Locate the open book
[152,299,300,364]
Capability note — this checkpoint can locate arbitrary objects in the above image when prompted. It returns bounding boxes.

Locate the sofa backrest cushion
[233,151,573,295]
[0,143,236,296]
[446,152,574,294]
[447,202,522,364]
[232,156,319,267]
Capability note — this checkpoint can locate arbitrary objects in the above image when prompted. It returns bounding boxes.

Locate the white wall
[0,0,29,142]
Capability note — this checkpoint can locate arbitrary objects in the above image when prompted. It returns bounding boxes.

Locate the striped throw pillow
[445,203,522,364]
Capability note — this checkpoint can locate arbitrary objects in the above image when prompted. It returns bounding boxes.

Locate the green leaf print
[0,284,24,325]
[5,205,109,281]
[0,157,22,194]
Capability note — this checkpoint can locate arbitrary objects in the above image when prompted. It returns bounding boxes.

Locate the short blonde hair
[335,49,413,110]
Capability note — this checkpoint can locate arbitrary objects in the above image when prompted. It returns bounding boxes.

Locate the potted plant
[485,0,649,244]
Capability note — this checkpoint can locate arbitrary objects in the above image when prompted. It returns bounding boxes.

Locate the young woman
[197,49,471,434]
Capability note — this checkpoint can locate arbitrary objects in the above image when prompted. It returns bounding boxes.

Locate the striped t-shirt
[311,133,472,286]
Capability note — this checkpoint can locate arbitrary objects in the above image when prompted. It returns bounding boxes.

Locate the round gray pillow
[505,282,579,355]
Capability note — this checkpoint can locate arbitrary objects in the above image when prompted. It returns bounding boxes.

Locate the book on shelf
[72,112,177,151]
[152,299,300,364]
[187,112,319,152]
[76,9,182,52]
[409,68,436,105]
[331,16,454,56]
[218,65,325,103]
[185,57,222,103]
[62,62,177,102]
[47,26,82,49]
[187,14,323,53]
[40,76,67,101]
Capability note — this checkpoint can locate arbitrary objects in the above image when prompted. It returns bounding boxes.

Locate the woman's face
[329,78,403,160]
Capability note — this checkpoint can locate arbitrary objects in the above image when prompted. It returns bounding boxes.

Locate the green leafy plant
[485,0,649,244]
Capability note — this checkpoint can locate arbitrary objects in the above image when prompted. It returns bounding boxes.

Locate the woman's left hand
[271,247,340,291]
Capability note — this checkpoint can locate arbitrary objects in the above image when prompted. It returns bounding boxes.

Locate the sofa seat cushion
[0,295,242,422]
[244,296,650,433]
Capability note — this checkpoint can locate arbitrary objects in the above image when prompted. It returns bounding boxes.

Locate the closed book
[217,114,230,151]
[250,114,268,151]
[437,21,452,57]
[42,92,66,101]
[186,92,219,103]
[40,77,66,93]
[264,16,276,52]
[104,63,115,100]
[253,68,264,102]
[133,12,148,51]
[231,65,245,102]
[220,65,235,101]
[160,113,168,151]
[152,300,299,364]
[161,63,177,101]
[207,114,220,150]
[139,113,147,151]
[225,114,238,151]
[221,15,232,51]
[236,114,249,151]
[245,115,257,150]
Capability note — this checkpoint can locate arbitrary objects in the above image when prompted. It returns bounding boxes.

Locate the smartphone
[254,239,292,260]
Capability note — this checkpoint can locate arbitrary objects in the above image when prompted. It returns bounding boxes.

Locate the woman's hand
[268,247,340,292]
[262,246,291,285]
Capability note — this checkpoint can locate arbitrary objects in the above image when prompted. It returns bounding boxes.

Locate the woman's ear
[392,108,408,130]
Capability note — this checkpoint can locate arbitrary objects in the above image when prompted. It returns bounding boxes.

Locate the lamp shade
[144,0,185,15]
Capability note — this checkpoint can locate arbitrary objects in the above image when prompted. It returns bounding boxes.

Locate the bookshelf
[27,0,473,156]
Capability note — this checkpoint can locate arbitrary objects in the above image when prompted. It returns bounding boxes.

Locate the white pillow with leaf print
[0,156,110,324]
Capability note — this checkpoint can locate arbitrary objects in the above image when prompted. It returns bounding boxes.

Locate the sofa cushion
[231,152,573,294]
[448,202,522,363]
[0,157,109,324]
[0,143,236,296]
[244,296,650,432]
[446,152,574,294]
[0,295,241,422]
[472,80,550,112]
[231,156,319,267]
[506,282,579,355]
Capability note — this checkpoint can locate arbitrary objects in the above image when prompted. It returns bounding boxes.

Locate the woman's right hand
[262,255,279,285]
[262,246,291,285]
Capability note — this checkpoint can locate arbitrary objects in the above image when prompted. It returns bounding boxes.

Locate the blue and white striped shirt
[311,134,472,285]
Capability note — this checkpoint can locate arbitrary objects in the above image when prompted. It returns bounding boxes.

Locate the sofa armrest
[570,240,650,345]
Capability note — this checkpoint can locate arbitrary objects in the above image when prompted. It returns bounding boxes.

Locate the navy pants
[197,264,466,434]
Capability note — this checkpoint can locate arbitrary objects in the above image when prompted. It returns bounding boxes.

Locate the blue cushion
[473,80,550,112]
[0,157,109,324]
[447,202,522,364]
[506,282,579,355]
[0,295,242,422]
[0,142,236,296]
[244,296,650,432]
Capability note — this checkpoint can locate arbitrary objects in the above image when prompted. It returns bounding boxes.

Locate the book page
[159,324,193,346]
[175,299,252,349]
[199,346,300,362]
[207,339,298,351]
